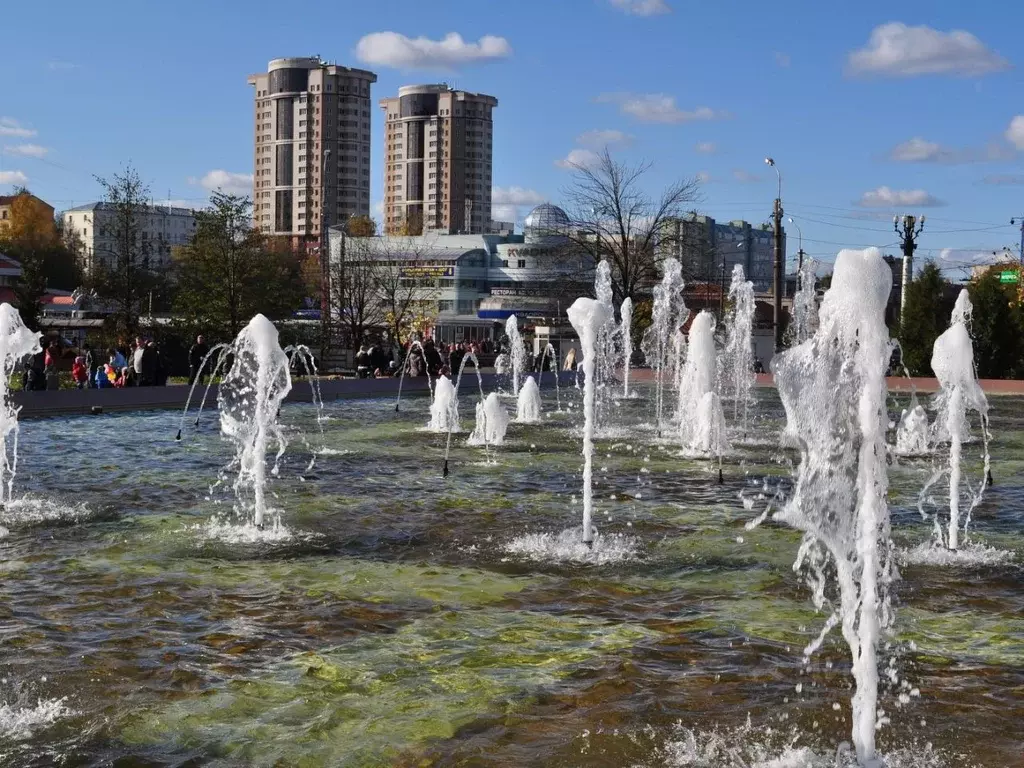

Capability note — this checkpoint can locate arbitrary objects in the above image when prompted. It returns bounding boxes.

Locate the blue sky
[2,0,1024,278]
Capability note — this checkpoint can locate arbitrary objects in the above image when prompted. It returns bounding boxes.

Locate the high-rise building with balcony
[247,57,377,250]
[380,84,497,236]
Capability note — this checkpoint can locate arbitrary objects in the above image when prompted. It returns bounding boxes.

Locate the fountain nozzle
[718,467,724,484]
[582,538,594,549]
[987,469,994,486]
[175,429,182,441]
[442,460,449,478]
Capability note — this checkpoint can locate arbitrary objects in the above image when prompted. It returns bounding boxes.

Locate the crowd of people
[19,335,203,391]
[353,338,502,380]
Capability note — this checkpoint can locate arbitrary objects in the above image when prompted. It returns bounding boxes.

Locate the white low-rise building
[62,202,198,273]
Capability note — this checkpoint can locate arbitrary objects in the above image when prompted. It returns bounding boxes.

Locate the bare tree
[562,148,701,302]
[330,236,386,352]
[369,237,440,344]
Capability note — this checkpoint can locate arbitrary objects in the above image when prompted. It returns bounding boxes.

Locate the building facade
[62,203,197,273]
[380,84,497,236]
[329,204,591,343]
[0,191,55,234]
[248,57,377,250]
[660,214,781,293]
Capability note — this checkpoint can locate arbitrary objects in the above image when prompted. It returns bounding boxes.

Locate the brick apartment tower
[248,57,377,251]
[379,84,497,235]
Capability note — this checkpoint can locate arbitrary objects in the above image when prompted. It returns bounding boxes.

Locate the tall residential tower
[247,57,377,250]
[380,84,497,235]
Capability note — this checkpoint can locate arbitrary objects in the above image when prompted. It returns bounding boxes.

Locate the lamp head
[765,157,775,167]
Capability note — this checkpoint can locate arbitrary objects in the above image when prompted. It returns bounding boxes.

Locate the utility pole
[765,157,784,350]
[319,149,332,369]
[894,213,925,323]
[788,217,805,271]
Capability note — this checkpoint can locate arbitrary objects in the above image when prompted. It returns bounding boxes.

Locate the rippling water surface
[0,386,1021,767]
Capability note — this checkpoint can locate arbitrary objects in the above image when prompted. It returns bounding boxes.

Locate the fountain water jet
[895,395,930,457]
[641,259,686,435]
[516,375,542,424]
[929,289,990,550]
[792,256,818,344]
[721,265,755,427]
[677,311,728,458]
[442,353,485,476]
[538,343,561,411]
[567,297,612,545]
[467,392,509,447]
[428,376,459,433]
[0,304,41,505]
[505,315,526,397]
[619,297,633,398]
[394,340,434,413]
[768,247,894,766]
[217,314,293,530]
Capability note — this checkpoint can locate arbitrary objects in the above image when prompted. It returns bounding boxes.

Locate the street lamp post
[894,213,925,324]
[765,157,784,350]
[320,148,332,368]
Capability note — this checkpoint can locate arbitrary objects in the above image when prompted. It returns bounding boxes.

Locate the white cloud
[47,61,78,71]
[695,141,717,154]
[0,170,29,186]
[1006,115,1024,150]
[193,170,254,197]
[0,118,36,138]
[774,52,791,68]
[696,171,713,183]
[732,169,763,183]
[355,32,511,70]
[2,143,48,158]
[373,200,384,219]
[889,136,1013,164]
[577,129,632,148]
[982,174,1024,186]
[556,149,601,170]
[492,186,546,223]
[492,186,546,208]
[609,0,671,16]
[856,186,944,208]
[846,23,1010,78]
[938,247,1007,268]
[596,93,729,124]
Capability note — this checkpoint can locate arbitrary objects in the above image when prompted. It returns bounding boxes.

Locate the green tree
[173,192,304,340]
[898,262,952,376]
[968,268,1024,379]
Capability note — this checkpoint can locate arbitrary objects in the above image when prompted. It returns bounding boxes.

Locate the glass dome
[523,203,570,245]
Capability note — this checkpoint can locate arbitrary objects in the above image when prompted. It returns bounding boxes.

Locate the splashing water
[594,260,618,423]
[0,304,41,505]
[721,265,755,428]
[217,314,293,530]
[567,296,612,545]
[428,376,460,433]
[641,259,686,434]
[505,315,526,397]
[895,396,930,457]
[620,296,633,398]
[468,392,509,447]
[792,256,819,345]
[677,311,728,456]
[394,340,434,413]
[442,352,486,476]
[768,247,895,766]
[516,375,542,424]
[929,289,990,551]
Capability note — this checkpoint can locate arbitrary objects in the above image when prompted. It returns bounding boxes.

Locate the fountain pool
[0,385,1021,766]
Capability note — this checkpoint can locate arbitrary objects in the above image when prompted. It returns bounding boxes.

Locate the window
[501,259,508,268]
[517,259,525,269]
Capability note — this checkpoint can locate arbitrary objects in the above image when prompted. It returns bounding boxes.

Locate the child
[71,356,88,389]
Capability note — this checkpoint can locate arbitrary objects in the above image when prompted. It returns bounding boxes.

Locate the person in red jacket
[71,356,88,389]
